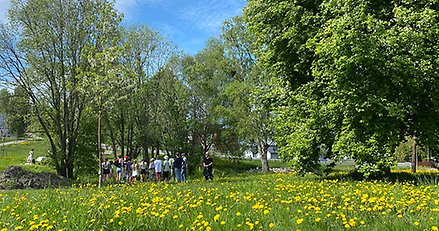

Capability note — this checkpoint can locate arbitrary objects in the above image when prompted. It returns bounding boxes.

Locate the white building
[0,113,10,137]
[244,146,280,160]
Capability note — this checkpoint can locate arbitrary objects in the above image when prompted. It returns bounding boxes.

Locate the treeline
[1,0,439,180]
[0,0,271,179]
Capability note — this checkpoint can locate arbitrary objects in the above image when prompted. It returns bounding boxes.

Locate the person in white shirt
[139,159,148,182]
[27,149,34,164]
[154,155,163,182]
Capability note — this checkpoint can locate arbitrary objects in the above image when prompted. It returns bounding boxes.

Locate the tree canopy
[244,0,439,176]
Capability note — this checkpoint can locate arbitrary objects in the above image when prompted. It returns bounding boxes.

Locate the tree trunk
[141,135,149,161]
[411,135,417,173]
[98,98,103,188]
[108,119,117,159]
[257,140,269,172]
[156,142,160,157]
[120,111,125,157]
[127,126,133,158]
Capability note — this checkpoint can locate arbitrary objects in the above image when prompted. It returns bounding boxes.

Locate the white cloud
[178,0,244,34]
[114,0,163,21]
[0,0,11,24]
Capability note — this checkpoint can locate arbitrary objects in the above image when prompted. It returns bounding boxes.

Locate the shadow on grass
[325,170,439,185]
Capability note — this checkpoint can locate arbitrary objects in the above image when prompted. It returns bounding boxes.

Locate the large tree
[119,25,179,160]
[0,0,122,178]
[245,0,439,176]
[182,38,234,156]
[221,16,274,172]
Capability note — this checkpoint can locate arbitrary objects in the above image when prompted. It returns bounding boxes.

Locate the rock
[0,166,70,190]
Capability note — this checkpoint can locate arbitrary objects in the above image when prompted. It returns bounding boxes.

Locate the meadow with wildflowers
[1,171,439,231]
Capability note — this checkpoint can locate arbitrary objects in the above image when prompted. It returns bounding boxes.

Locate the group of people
[101,152,214,183]
[101,153,193,183]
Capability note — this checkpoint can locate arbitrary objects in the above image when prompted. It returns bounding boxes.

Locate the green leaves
[245,0,439,177]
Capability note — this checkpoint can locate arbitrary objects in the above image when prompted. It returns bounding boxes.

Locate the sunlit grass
[1,172,438,231]
[0,140,52,172]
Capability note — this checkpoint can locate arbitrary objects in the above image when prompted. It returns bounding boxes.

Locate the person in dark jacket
[203,152,213,180]
[173,153,184,182]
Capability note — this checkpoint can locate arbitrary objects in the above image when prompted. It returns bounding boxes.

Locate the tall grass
[1,173,438,231]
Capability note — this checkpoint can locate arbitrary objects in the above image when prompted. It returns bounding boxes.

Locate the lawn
[0,140,52,173]
[1,172,439,231]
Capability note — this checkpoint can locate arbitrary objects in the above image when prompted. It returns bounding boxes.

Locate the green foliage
[394,137,427,162]
[0,87,30,137]
[245,0,439,177]
[74,107,99,177]
[220,16,274,172]
[182,38,234,154]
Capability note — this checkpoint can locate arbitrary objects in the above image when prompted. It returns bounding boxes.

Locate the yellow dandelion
[269,223,275,228]
[236,212,241,216]
[414,222,420,226]
[14,226,23,230]
[432,226,438,231]
[214,214,220,222]
[296,218,304,225]
[220,221,226,225]
[263,210,270,215]
[315,218,321,222]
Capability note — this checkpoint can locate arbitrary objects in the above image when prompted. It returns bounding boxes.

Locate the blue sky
[0,0,247,55]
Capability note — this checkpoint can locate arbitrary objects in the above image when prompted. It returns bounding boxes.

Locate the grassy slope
[0,140,53,172]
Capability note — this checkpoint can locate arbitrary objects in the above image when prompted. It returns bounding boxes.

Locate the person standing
[163,156,170,183]
[114,157,122,182]
[102,158,111,181]
[125,158,132,183]
[139,159,148,182]
[131,160,138,183]
[168,156,175,182]
[173,153,184,183]
[154,155,163,182]
[181,153,187,182]
[148,158,155,181]
[203,152,214,180]
[27,149,34,164]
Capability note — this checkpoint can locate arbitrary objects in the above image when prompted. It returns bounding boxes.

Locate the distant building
[0,113,11,137]
[244,145,280,160]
